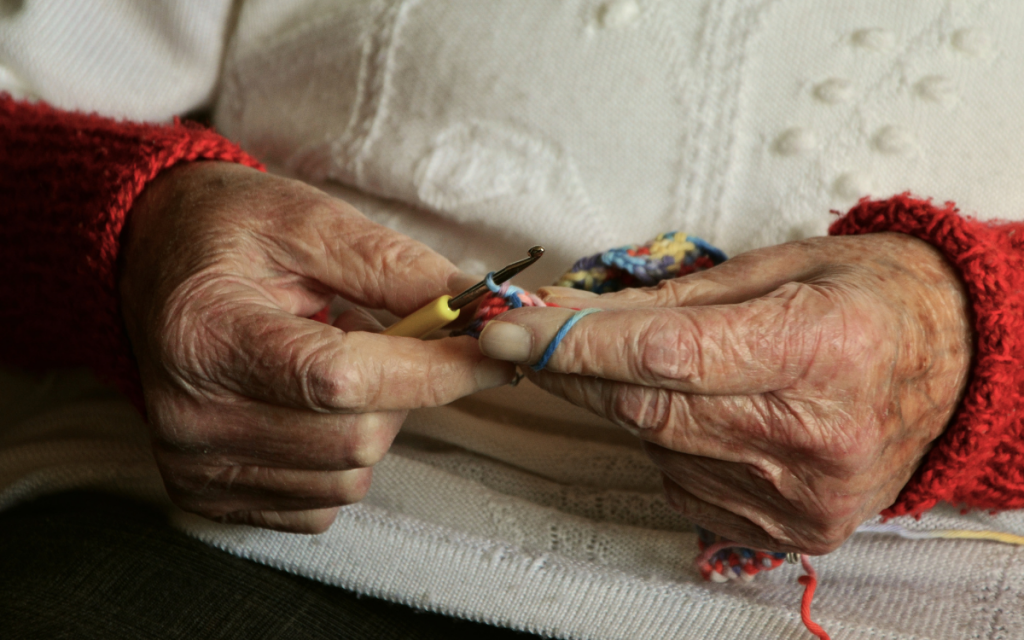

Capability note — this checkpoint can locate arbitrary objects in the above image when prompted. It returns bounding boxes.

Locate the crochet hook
[383,246,545,339]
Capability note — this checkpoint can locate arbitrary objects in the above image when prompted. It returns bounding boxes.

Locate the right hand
[480,233,972,554]
[120,162,513,533]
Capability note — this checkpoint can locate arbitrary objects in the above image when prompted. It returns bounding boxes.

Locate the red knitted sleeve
[830,194,1024,517]
[0,95,263,408]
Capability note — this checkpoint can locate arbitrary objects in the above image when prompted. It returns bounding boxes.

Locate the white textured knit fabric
[0,0,234,121]
[217,0,1024,268]
[5,1,1024,639]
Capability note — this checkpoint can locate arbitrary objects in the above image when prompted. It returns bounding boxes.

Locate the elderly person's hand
[120,162,513,533]
[478,233,972,554]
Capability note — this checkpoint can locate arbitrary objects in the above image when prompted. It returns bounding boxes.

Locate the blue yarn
[531,308,601,372]
[686,235,728,264]
[485,272,523,308]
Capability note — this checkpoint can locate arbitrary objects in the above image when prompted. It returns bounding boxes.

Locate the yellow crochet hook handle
[382,246,545,339]
[382,295,460,338]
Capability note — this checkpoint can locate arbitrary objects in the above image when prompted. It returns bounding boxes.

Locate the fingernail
[475,358,516,389]
[538,286,599,299]
[478,321,533,362]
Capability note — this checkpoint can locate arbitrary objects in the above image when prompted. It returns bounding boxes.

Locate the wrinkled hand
[121,162,513,533]
[479,233,972,554]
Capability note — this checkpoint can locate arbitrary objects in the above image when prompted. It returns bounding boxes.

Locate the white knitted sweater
[3,1,1024,638]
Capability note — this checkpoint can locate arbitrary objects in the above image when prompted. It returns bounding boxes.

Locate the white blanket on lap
[4,1,1024,638]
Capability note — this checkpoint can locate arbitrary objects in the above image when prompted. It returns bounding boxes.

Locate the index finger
[477,284,837,394]
[278,194,475,317]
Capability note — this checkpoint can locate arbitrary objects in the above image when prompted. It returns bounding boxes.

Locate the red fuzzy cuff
[0,96,263,410]
[830,194,1024,517]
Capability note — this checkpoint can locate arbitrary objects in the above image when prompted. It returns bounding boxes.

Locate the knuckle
[357,230,439,307]
[785,282,885,377]
[826,428,879,475]
[636,315,701,386]
[775,282,835,357]
[757,393,881,477]
[164,483,225,519]
[374,231,424,276]
[163,462,233,498]
[799,478,865,522]
[798,524,851,555]
[301,357,367,412]
[653,278,685,305]
[610,386,645,430]
[783,493,861,554]
[410,366,449,408]
[234,505,337,537]
[839,303,888,360]
[743,467,857,555]
[344,431,390,468]
[637,318,684,381]
[272,467,373,507]
[250,510,294,532]
[805,411,881,477]
[335,469,373,504]
[299,511,338,534]
[609,387,676,433]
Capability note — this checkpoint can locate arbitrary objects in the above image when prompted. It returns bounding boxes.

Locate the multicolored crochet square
[554,231,727,293]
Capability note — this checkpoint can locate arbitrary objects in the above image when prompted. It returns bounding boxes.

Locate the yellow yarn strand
[856,523,1024,546]
[932,529,1024,545]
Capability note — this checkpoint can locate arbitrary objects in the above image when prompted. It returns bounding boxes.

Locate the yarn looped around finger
[530,308,601,371]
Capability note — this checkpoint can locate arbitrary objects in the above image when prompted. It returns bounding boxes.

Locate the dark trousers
[0,491,540,639]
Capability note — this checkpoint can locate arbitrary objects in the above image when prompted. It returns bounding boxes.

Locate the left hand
[120,162,512,533]
[478,233,972,555]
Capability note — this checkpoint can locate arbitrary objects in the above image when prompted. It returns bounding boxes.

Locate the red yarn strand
[797,555,830,640]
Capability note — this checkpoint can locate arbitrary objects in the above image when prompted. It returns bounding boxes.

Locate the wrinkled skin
[121,162,513,533]
[479,234,972,555]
